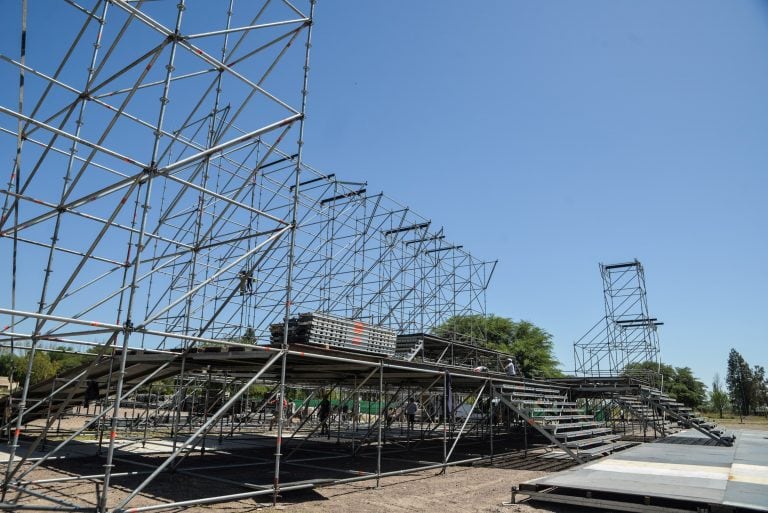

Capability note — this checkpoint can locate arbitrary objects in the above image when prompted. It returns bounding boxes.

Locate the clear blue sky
[1,2,765,388]
[301,1,768,386]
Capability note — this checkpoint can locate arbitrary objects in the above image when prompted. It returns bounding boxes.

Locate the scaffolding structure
[0,2,509,511]
[0,0,494,351]
[573,260,662,378]
[0,4,683,512]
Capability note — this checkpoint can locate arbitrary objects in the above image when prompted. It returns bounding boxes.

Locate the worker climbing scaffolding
[238,268,254,295]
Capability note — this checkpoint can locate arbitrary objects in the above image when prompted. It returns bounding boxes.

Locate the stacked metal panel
[270,312,396,357]
[394,335,422,359]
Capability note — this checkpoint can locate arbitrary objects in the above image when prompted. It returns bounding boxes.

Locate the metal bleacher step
[502,391,567,401]
[580,440,639,456]
[494,386,632,461]
[496,384,563,395]
[563,433,621,448]
[543,421,603,431]
[627,386,733,446]
[536,414,594,422]
[556,427,613,440]
[507,400,577,407]
[530,406,584,412]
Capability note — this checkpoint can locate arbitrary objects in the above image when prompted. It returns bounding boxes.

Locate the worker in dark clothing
[318,396,331,438]
[239,269,254,295]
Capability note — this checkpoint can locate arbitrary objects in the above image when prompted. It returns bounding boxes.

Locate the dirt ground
[20,413,767,512]
[714,415,768,432]
[252,467,565,513]
[15,463,563,513]
[11,414,570,512]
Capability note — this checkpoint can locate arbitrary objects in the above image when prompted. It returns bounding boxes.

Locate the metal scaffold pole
[273,1,315,505]
[376,360,384,488]
[0,2,497,510]
[101,4,187,509]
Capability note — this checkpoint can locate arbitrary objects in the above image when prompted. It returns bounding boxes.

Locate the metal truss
[0,1,493,351]
[0,1,497,511]
[574,260,662,377]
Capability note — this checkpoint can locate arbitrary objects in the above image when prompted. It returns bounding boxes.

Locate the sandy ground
[714,415,768,432]
[20,413,766,512]
[247,467,562,513]
[13,463,562,513]
[8,413,570,512]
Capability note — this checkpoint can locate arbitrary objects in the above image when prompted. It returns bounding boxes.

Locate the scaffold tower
[0,1,494,350]
[0,2,498,510]
[573,260,662,377]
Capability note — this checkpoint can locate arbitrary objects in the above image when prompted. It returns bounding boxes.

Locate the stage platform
[515,428,768,512]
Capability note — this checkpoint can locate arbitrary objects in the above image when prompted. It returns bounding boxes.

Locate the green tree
[240,327,257,344]
[48,346,92,374]
[433,315,562,377]
[669,366,707,408]
[18,352,57,386]
[1,347,98,392]
[0,352,23,384]
[753,365,767,407]
[622,360,675,388]
[710,373,729,419]
[726,349,755,415]
[623,361,706,408]
[432,314,499,344]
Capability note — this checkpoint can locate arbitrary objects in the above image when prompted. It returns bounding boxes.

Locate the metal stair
[640,387,734,446]
[616,395,680,437]
[403,340,424,362]
[394,336,424,361]
[495,382,637,463]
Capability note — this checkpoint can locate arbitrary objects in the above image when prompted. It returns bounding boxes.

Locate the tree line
[0,346,95,388]
[435,314,736,411]
[622,360,707,408]
[5,317,761,421]
[433,314,562,378]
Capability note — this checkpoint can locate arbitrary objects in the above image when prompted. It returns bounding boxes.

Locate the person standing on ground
[341,403,349,422]
[318,395,331,438]
[269,397,287,430]
[353,394,361,423]
[405,397,418,432]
